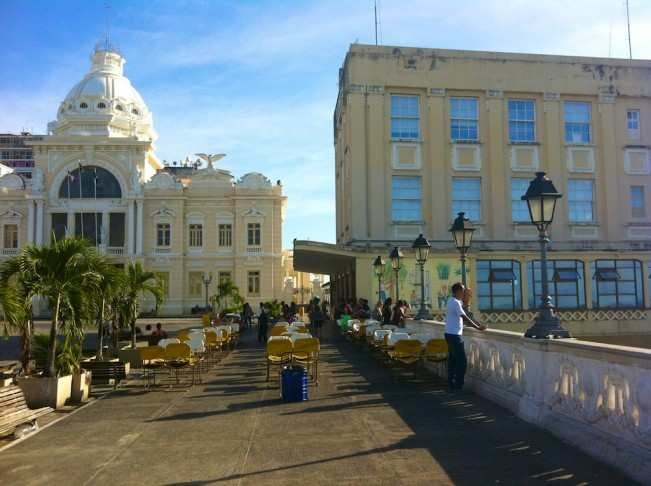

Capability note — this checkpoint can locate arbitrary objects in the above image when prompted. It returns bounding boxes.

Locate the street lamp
[389,247,403,301]
[202,272,213,310]
[449,212,475,286]
[412,234,432,320]
[521,172,570,339]
[372,256,385,303]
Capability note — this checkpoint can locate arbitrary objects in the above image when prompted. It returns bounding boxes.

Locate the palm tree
[122,262,164,348]
[85,257,121,359]
[211,279,243,313]
[0,283,25,368]
[15,238,101,377]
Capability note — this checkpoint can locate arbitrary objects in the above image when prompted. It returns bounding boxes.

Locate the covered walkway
[0,324,633,485]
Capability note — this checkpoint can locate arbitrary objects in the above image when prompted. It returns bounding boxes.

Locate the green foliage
[263,299,283,319]
[32,334,81,377]
[210,279,244,314]
[120,262,165,348]
[436,263,450,280]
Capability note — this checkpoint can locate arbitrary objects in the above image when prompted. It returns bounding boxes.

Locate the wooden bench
[80,361,128,389]
[0,385,52,437]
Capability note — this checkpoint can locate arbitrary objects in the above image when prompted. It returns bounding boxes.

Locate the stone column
[35,200,44,245]
[27,201,35,244]
[66,211,74,237]
[136,200,144,256]
[127,200,135,256]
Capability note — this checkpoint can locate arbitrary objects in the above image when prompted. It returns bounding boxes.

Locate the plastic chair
[266,338,293,382]
[163,342,197,385]
[388,340,423,365]
[270,326,289,337]
[158,338,181,349]
[139,345,165,389]
[423,339,448,363]
[177,329,190,342]
[292,338,320,384]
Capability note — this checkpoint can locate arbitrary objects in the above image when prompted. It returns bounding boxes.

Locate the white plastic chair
[157,338,181,349]
[373,329,391,343]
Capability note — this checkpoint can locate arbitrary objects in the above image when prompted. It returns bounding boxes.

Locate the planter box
[117,347,142,369]
[17,375,72,409]
[71,371,91,403]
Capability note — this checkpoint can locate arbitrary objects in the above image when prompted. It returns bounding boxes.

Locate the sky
[2,0,651,248]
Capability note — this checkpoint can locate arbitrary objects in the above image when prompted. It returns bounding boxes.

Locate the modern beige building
[0,43,287,315]
[281,250,329,304]
[295,44,651,336]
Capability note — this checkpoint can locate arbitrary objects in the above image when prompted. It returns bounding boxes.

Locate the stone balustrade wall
[407,319,651,483]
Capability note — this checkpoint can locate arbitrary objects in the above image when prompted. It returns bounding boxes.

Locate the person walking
[445,283,486,391]
[257,305,269,344]
[309,298,326,339]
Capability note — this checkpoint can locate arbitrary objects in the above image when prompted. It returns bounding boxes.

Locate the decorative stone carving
[237,172,272,189]
[145,171,182,190]
[0,208,23,221]
[242,206,265,218]
[0,173,25,190]
[132,168,143,195]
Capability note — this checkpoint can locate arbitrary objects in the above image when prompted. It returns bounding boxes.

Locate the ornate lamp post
[372,256,385,303]
[202,272,213,310]
[449,212,475,286]
[412,234,432,320]
[521,172,570,339]
[389,247,403,301]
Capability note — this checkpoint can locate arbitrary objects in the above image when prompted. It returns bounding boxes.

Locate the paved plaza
[0,324,634,485]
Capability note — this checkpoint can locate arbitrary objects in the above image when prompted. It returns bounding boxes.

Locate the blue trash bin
[281,365,308,402]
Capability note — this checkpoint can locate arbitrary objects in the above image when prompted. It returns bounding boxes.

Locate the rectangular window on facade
[631,186,646,218]
[156,223,171,247]
[189,224,203,248]
[154,272,169,298]
[452,177,481,221]
[218,271,232,286]
[188,271,203,297]
[218,224,232,247]
[390,94,420,139]
[247,223,261,246]
[528,260,586,309]
[477,260,522,310]
[592,260,643,308]
[564,101,591,144]
[75,213,102,246]
[51,213,67,243]
[248,271,260,296]
[508,99,535,142]
[567,179,595,222]
[627,109,640,139]
[391,176,422,221]
[3,224,18,249]
[511,178,531,222]
[450,97,479,142]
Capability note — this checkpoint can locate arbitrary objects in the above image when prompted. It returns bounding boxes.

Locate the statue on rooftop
[195,153,226,170]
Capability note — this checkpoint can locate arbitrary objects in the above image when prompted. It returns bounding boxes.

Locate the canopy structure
[292,240,357,275]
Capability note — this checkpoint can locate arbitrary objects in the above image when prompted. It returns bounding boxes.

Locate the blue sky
[2,0,651,248]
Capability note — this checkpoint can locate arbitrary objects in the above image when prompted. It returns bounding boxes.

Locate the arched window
[132,108,139,115]
[97,102,106,109]
[59,166,122,198]
[80,102,88,109]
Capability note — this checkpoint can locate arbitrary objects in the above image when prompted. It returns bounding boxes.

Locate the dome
[50,43,157,141]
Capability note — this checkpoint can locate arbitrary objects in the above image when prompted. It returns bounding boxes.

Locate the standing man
[258,305,269,344]
[445,283,486,391]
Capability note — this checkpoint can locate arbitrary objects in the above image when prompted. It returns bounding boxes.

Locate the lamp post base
[524,310,571,339]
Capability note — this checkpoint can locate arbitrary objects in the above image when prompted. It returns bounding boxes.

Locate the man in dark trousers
[445,283,486,391]
[257,305,269,344]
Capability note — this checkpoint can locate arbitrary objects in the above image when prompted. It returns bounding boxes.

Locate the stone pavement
[0,324,635,485]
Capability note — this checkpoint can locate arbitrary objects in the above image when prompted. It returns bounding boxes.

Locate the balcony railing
[106,247,125,256]
[155,247,171,254]
[246,247,262,256]
[1,248,19,256]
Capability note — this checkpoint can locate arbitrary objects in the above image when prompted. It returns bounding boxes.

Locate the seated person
[148,322,168,346]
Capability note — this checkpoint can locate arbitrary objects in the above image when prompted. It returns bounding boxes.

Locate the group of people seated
[335,298,409,328]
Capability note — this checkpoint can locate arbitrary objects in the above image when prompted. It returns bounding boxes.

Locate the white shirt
[445,297,467,335]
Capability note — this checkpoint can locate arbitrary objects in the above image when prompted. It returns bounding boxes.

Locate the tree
[210,279,243,314]
[85,258,122,359]
[2,238,101,377]
[122,262,164,348]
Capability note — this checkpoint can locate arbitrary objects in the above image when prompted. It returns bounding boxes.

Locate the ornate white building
[0,43,286,315]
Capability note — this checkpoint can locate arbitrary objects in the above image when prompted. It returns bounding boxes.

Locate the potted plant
[2,238,102,409]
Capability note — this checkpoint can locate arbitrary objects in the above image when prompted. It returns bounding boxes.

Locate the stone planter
[117,347,142,369]
[17,374,73,409]
[71,370,91,403]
